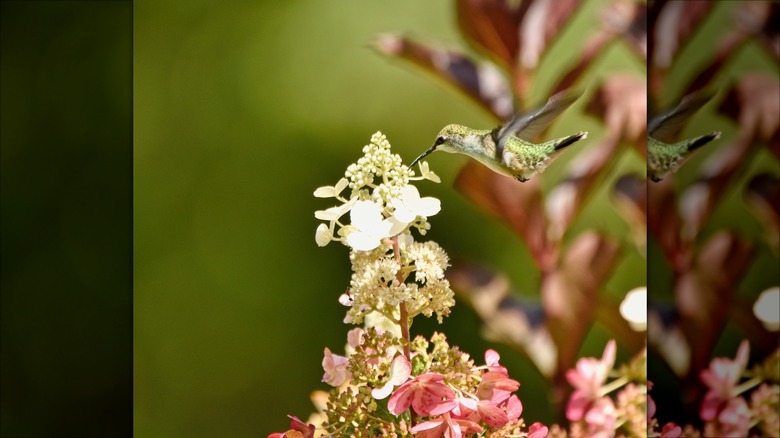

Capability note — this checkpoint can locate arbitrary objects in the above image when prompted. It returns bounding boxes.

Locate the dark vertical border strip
[0,1,133,436]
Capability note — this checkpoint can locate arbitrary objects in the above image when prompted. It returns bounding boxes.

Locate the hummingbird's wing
[494,89,583,158]
[648,91,715,142]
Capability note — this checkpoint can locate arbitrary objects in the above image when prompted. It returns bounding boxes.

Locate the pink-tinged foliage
[505,394,523,419]
[717,397,751,437]
[565,340,616,405]
[476,399,509,428]
[528,422,549,438]
[387,372,457,416]
[583,396,617,434]
[477,370,520,403]
[321,347,350,387]
[647,393,656,419]
[484,348,502,369]
[699,340,749,421]
[660,422,682,438]
[565,340,619,436]
[371,354,412,400]
[267,416,315,438]
[410,412,483,438]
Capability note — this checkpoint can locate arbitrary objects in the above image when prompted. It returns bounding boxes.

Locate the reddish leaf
[717,74,779,145]
[676,232,753,396]
[517,0,582,70]
[612,174,647,249]
[546,75,645,238]
[650,1,715,71]
[553,0,646,94]
[586,75,647,147]
[679,3,779,96]
[542,232,620,386]
[449,262,556,377]
[593,295,646,354]
[649,1,716,96]
[648,176,685,270]
[373,34,512,120]
[757,3,780,59]
[733,1,779,59]
[617,0,648,59]
[454,161,553,270]
[676,75,778,238]
[456,0,524,70]
[745,173,780,251]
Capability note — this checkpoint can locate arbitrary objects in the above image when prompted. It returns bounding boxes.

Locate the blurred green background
[133,1,644,436]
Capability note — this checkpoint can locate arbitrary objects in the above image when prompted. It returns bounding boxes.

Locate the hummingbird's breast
[449,131,515,178]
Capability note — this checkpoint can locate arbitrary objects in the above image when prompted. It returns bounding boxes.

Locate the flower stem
[599,376,629,397]
[392,236,412,361]
[733,376,762,396]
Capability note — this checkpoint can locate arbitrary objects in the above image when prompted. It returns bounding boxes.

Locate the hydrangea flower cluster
[314,132,440,251]
[547,340,648,438]
[344,239,455,326]
[316,328,549,437]
[647,341,780,438]
[314,132,455,331]
[269,133,546,437]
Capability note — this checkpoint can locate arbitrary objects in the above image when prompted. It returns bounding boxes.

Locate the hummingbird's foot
[515,175,530,183]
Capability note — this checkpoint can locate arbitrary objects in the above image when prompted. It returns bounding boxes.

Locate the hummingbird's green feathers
[647,132,720,182]
[647,91,721,182]
[496,88,584,143]
[410,88,587,182]
[649,91,715,143]
[503,132,588,181]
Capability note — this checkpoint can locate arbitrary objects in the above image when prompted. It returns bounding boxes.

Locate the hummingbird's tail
[686,131,720,152]
[553,131,588,151]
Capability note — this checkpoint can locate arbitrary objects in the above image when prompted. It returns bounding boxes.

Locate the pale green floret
[344,132,412,205]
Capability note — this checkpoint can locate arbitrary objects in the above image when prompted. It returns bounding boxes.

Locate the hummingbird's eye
[435,136,446,146]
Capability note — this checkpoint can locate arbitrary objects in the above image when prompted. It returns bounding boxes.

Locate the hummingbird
[648,92,721,182]
[409,90,588,182]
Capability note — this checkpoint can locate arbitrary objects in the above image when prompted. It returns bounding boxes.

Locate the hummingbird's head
[432,124,472,152]
[409,125,466,169]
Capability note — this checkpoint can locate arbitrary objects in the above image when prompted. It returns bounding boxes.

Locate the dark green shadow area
[1,1,132,436]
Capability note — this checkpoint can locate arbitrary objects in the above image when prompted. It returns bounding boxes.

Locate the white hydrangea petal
[401,185,421,203]
[313,186,336,198]
[371,381,395,400]
[387,355,412,385]
[420,162,441,183]
[392,204,417,224]
[386,216,408,236]
[337,224,356,237]
[315,198,357,221]
[350,200,383,230]
[340,197,358,213]
[315,223,332,247]
[375,219,396,239]
[334,177,349,194]
[315,206,342,221]
[397,232,414,246]
[415,197,441,217]
[346,231,381,251]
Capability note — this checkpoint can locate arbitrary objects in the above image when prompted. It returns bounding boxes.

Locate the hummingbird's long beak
[409,145,436,169]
